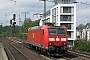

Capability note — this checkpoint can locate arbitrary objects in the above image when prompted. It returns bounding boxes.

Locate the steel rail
[68,50,90,58]
[3,42,15,60]
[3,38,31,60]
[10,43,31,60]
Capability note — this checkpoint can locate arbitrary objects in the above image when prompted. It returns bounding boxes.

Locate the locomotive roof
[29,26,42,30]
[29,25,66,30]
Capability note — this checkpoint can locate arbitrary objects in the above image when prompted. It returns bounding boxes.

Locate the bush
[0,31,10,37]
[73,40,90,52]
[16,33,27,39]
[86,41,90,51]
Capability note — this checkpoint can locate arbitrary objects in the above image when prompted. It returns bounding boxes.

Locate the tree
[22,18,39,33]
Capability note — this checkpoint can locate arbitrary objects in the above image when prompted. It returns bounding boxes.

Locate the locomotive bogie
[48,46,68,53]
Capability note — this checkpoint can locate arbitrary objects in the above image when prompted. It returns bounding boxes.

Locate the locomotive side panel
[43,28,49,49]
[27,29,45,48]
[34,29,43,45]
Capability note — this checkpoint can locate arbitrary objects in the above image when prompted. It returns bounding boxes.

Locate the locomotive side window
[57,28,66,35]
[48,28,56,34]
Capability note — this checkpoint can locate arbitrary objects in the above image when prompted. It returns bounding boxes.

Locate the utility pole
[22,12,29,32]
[19,14,22,26]
[44,0,46,19]
[39,0,47,21]
[19,14,22,32]
[22,12,29,21]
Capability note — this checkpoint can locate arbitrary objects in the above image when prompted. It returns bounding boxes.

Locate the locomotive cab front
[47,27,68,53]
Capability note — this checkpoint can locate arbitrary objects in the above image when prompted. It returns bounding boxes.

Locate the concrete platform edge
[1,43,8,60]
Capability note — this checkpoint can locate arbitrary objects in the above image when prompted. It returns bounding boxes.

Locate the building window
[68,40,73,45]
[42,20,46,24]
[67,31,71,38]
[63,7,71,13]
[56,7,58,14]
[47,18,50,22]
[46,19,48,23]
[56,15,58,22]
[52,8,56,15]
[43,18,50,23]
[61,15,71,21]
[61,23,71,29]
[56,23,58,26]
[52,16,56,23]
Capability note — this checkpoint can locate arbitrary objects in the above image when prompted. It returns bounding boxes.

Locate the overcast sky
[0,0,90,26]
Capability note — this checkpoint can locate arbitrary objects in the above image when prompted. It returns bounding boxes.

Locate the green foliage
[22,18,39,33]
[86,41,90,51]
[0,25,21,37]
[0,31,10,37]
[16,33,27,39]
[0,18,39,38]
[73,40,90,52]
[16,18,39,39]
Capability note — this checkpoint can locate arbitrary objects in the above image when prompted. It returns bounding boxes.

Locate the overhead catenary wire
[16,1,90,21]
[10,1,16,14]
[28,1,53,19]
[73,1,90,11]
[28,2,40,12]
[10,0,18,15]
[77,6,90,12]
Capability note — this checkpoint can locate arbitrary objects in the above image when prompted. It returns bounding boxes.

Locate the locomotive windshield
[48,28,66,35]
[48,28,56,34]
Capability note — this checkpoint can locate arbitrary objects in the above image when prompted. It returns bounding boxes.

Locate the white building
[87,29,90,41]
[83,23,90,41]
[39,0,76,46]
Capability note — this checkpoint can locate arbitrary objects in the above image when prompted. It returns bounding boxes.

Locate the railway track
[68,50,90,58]
[8,37,68,60]
[2,38,31,60]
[6,37,90,60]
[1,37,48,60]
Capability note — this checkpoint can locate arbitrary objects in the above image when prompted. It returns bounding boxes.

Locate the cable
[76,4,90,12]
[26,1,90,21]
[10,1,16,14]
[80,2,90,5]
[30,1,53,13]
[77,6,90,12]
[10,0,18,14]
[30,3,53,20]
[28,2,40,12]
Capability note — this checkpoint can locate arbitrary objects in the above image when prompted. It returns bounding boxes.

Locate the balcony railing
[61,19,71,21]
[54,0,76,4]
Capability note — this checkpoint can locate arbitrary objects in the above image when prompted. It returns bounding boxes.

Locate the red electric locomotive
[27,23,68,55]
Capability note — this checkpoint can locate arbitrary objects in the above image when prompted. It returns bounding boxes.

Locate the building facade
[87,29,90,41]
[39,0,76,46]
[82,23,90,41]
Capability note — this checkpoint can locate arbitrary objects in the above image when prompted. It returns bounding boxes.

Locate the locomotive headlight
[49,38,55,41]
[63,43,66,45]
[61,38,66,41]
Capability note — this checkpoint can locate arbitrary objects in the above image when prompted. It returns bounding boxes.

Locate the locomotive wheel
[35,46,38,51]
[46,51,50,56]
[64,50,68,53]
